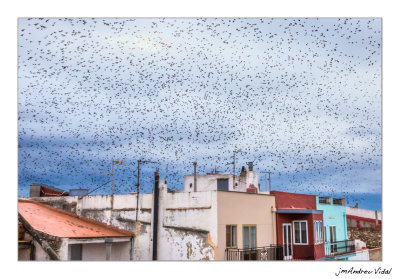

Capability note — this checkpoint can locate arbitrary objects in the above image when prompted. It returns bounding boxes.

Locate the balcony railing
[318,197,331,204]
[332,198,345,206]
[325,240,355,257]
[225,245,284,261]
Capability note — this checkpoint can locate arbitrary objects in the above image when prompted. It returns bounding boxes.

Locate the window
[217,179,229,191]
[293,221,308,244]
[324,226,327,243]
[243,225,257,249]
[226,225,237,248]
[314,221,323,244]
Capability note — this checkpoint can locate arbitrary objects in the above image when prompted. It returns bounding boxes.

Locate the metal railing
[325,240,355,257]
[318,197,331,204]
[332,198,345,205]
[225,245,284,261]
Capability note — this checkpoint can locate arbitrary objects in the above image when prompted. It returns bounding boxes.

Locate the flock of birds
[18,18,381,208]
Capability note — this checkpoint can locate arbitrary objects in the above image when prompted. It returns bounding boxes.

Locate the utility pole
[268,172,272,192]
[135,159,157,222]
[111,160,123,196]
[152,171,160,260]
[263,171,272,192]
[136,160,141,222]
[111,160,115,195]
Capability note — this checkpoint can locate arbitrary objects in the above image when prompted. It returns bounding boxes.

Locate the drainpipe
[152,171,160,260]
[193,162,197,192]
[130,237,135,261]
[271,206,277,244]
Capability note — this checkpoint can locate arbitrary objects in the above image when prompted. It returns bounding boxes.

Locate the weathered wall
[217,191,276,260]
[156,183,218,260]
[347,227,382,248]
[31,193,153,260]
[30,187,217,261]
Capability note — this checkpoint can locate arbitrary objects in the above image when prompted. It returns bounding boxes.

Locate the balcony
[325,240,356,257]
[225,245,284,261]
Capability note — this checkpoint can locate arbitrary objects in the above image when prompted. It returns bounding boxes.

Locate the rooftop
[18,199,134,239]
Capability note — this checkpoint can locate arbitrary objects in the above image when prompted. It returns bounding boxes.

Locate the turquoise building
[316,197,349,256]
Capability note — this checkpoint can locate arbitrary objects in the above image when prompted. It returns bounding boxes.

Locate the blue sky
[18,18,381,210]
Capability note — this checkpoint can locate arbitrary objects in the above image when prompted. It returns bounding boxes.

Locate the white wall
[75,242,131,260]
[184,174,234,192]
[347,249,370,261]
[30,183,219,261]
[184,171,259,193]
[32,193,153,260]
[346,207,382,220]
[153,181,217,260]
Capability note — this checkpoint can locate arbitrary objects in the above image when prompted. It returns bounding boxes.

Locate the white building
[184,165,260,193]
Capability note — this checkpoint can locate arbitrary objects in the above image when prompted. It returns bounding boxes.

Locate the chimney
[355,202,359,208]
[193,162,197,192]
[247,162,254,171]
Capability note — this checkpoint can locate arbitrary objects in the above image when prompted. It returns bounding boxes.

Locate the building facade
[270,191,325,260]
[316,197,349,257]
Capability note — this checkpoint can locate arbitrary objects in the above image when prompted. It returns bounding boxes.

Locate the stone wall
[369,247,382,261]
[348,227,381,248]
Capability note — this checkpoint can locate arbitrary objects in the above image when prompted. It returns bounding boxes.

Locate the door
[330,226,337,253]
[282,224,293,260]
[70,244,82,260]
[243,225,257,260]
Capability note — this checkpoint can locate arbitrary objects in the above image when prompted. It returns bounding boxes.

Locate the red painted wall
[270,191,317,210]
[40,186,64,197]
[347,215,382,229]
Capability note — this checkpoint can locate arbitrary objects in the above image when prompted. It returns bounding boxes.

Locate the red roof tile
[18,199,133,239]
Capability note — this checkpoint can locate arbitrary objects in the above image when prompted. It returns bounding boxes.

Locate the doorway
[283,224,293,260]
